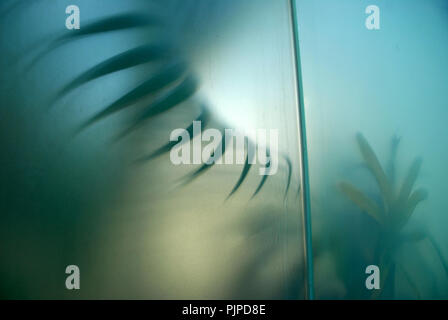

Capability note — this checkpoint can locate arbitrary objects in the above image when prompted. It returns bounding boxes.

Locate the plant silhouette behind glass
[21,9,300,299]
[339,133,448,298]
[28,11,293,200]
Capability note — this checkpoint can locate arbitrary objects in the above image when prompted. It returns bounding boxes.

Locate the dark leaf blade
[398,157,423,204]
[282,155,292,200]
[114,74,199,139]
[76,61,188,129]
[65,13,161,37]
[399,187,428,226]
[356,133,392,206]
[371,252,392,299]
[57,44,174,98]
[27,13,161,70]
[387,135,401,187]
[137,74,199,119]
[251,150,272,199]
[339,181,383,224]
[180,130,228,186]
[251,173,269,199]
[227,140,254,199]
[136,107,210,162]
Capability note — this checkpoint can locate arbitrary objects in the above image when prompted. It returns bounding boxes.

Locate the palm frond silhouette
[28,11,295,200]
[340,133,447,298]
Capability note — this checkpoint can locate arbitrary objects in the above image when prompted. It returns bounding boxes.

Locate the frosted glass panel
[295,0,448,299]
[0,0,305,299]
[2,0,447,301]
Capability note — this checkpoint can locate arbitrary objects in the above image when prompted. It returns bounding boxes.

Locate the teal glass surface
[0,0,447,300]
[295,0,448,299]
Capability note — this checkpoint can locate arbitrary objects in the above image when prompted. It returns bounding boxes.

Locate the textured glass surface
[1,0,447,300]
[0,0,305,299]
[296,0,448,299]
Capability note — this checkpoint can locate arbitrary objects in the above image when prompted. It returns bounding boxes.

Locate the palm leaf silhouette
[29,11,294,200]
[339,133,446,299]
[340,133,427,230]
[339,182,383,225]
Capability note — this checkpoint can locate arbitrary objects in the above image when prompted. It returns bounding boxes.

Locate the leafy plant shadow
[28,11,294,201]
[339,133,448,299]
